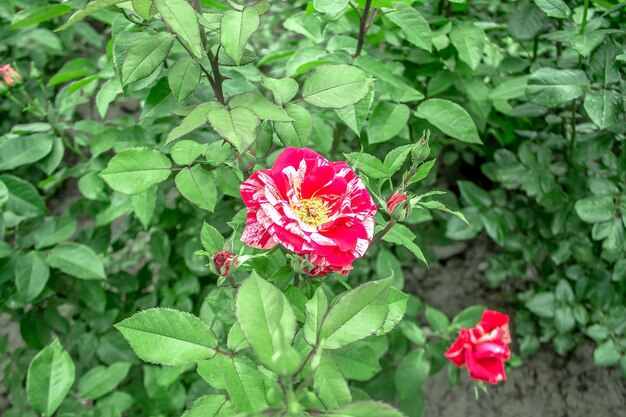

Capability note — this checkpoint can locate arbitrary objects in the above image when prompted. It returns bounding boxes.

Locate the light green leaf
[175,165,218,211]
[201,222,225,254]
[182,394,228,417]
[78,362,131,400]
[274,104,313,147]
[525,293,556,318]
[261,77,299,105]
[385,3,432,51]
[220,356,268,411]
[15,251,50,303]
[9,4,72,29]
[166,102,219,144]
[332,401,406,417]
[383,145,413,178]
[207,105,260,153]
[451,305,486,329]
[26,339,75,417]
[583,89,622,129]
[320,278,392,349]
[490,76,529,101]
[344,152,388,179]
[335,88,374,136]
[533,0,570,18]
[353,55,423,98]
[47,243,106,280]
[575,195,615,223]
[526,68,588,108]
[156,0,203,58]
[33,216,77,249]
[382,223,427,265]
[115,308,218,365]
[57,0,126,31]
[416,99,481,144]
[0,134,53,170]
[302,64,374,108]
[376,287,409,335]
[425,305,450,333]
[100,148,172,195]
[594,340,621,367]
[171,140,208,165]
[121,33,174,86]
[220,8,260,66]
[332,341,381,381]
[314,353,352,409]
[450,23,485,70]
[367,102,410,144]
[395,348,430,395]
[304,287,328,346]
[0,175,47,218]
[131,186,157,229]
[508,3,547,41]
[168,57,201,102]
[314,0,349,14]
[230,92,294,122]
[235,274,297,373]
[132,0,156,20]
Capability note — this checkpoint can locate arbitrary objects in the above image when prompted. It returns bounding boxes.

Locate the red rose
[445,310,512,384]
[240,147,376,276]
[213,251,235,276]
[386,192,407,213]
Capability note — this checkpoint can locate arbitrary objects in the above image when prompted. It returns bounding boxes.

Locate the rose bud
[445,310,512,384]
[0,64,23,86]
[212,251,235,276]
[411,137,430,164]
[240,147,376,277]
[386,192,409,221]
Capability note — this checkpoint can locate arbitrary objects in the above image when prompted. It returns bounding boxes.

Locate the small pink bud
[212,251,235,276]
[0,64,23,86]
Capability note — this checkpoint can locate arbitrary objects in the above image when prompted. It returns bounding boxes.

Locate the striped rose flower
[240,147,376,276]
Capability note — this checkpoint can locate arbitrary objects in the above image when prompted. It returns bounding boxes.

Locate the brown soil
[408,237,626,417]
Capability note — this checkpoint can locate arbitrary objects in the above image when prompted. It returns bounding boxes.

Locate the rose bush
[240,147,376,276]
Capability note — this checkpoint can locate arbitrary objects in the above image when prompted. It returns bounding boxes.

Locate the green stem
[580,0,590,34]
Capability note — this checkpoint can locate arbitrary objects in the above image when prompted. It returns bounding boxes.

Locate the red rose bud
[0,64,23,86]
[240,147,376,277]
[212,251,235,276]
[386,192,409,221]
[445,310,512,385]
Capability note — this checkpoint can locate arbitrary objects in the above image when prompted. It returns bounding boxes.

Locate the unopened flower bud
[411,138,430,164]
[212,251,235,276]
[0,64,23,86]
[386,192,410,221]
[241,150,256,172]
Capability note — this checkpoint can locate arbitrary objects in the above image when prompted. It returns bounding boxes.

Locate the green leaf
[383,145,413,178]
[451,305,486,329]
[48,58,95,86]
[526,68,588,108]
[261,77,299,105]
[353,55,423,99]
[115,308,218,365]
[47,243,105,280]
[320,278,392,349]
[450,23,485,70]
[132,0,156,20]
[304,287,329,346]
[78,362,131,400]
[407,159,436,186]
[9,4,72,29]
[175,165,218,211]
[344,152,388,179]
[201,222,225,254]
[589,39,621,86]
[508,3,547,41]
[220,7,260,66]
[583,89,622,129]
[458,180,492,209]
[382,223,427,265]
[575,195,615,223]
[367,102,410,144]
[168,57,201,101]
[554,306,575,334]
[275,104,313,147]
[332,401,406,417]
[156,0,203,58]
[490,76,529,101]
[594,340,621,367]
[395,348,430,395]
[230,92,293,122]
[26,339,75,417]
[335,88,374,136]
[425,306,450,333]
[171,140,208,166]
[131,186,157,229]
[525,292,556,318]
[0,175,47,218]
[15,251,50,303]
[100,148,172,195]
[57,0,126,31]
[532,0,570,18]
[332,341,381,381]
[0,134,53,170]
[314,353,352,409]
[121,33,174,86]
[182,394,228,417]
[33,216,77,249]
[415,99,482,144]
[220,356,268,411]
[235,274,297,373]
[166,102,219,144]
[385,3,432,51]
[314,0,349,14]
[399,321,426,345]
[207,105,260,153]
[302,64,374,108]
[376,287,409,335]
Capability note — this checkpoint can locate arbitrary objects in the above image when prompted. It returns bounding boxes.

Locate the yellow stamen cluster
[294,198,330,227]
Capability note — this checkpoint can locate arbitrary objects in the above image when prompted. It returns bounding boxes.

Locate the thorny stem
[353,0,373,58]
[215,347,235,357]
[207,47,226,105]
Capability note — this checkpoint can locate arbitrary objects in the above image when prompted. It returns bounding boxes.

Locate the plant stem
[580,0,590,33]
[353,0,373,58]
[293,345,317,379]
[568,99,578,163]
[207,47,226,105]
[437,0,445,15]
[369,219,396,247]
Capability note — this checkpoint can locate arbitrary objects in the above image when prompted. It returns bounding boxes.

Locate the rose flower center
[294,198,330,227]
